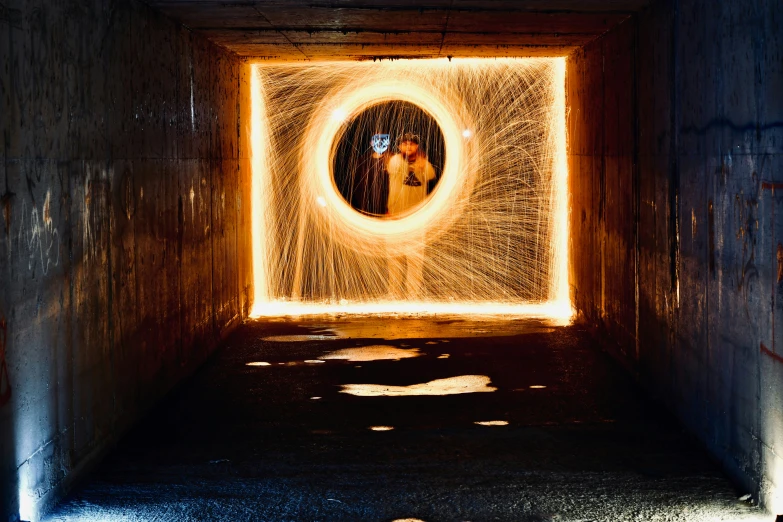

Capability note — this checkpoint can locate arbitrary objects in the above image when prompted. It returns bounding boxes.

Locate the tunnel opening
[249,58,570,318]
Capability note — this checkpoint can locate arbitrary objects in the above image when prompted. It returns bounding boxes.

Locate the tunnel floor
[45,316,763,521]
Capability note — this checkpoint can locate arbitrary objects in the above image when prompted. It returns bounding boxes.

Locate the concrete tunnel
[0,0,782,520]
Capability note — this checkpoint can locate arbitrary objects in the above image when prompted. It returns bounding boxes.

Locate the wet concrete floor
[46,317,765,521]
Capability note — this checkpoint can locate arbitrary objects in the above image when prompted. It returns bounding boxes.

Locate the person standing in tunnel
[385,132,437,300]
[386,133,436,216]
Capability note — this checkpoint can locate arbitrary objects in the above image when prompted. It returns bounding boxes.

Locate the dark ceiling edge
[248,4,312,59]
[194,28,599,36]
[222,43,582,48]
[574,13,635,53]
[239,52,575,63]
[151,1,645,16]
[311,4,641,14]
[138,0,250,59]
[140,0,635,62]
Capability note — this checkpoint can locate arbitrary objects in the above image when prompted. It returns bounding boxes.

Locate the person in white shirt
[386,133,437,215]
[385,133,437,299]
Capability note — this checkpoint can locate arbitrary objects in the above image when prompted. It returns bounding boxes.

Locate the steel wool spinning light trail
[250,58,569,319]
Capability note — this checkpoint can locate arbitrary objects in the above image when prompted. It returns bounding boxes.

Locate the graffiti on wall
[18,190,61,275]
[0,316,10,407]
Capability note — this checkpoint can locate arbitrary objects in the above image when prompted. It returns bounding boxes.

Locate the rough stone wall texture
[568,0,783,511]
[0,1,252,520]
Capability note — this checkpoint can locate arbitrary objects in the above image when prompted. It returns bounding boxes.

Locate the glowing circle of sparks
[331,107,348,122]
[300,79,477,253]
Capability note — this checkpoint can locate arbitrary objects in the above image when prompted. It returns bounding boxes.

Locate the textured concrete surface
[567,0,783,511]
[142,0,646,60]
[0,1,252,520]
[43,317,765,521]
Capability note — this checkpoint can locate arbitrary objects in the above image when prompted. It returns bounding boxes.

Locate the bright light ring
[300,79,477,254]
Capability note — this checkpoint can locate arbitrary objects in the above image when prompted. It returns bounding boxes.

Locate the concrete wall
[0,0,253,520]
[568,0,783,511]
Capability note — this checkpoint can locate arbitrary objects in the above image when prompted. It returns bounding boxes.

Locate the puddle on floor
[339,375,496,397]
[320,345,422,362]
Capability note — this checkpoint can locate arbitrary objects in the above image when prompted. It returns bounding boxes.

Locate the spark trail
[250,58,569,319]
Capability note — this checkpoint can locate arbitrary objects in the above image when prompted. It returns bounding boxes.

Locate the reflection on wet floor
[262,334,341,342]
[474,420,509,426]
[339,375,497,397]
[248,360,327,367]
[279,316,563,341]
[328,319,556,340]
[319,345,423,362]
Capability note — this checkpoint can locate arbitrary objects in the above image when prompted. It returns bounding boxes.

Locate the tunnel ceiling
[145,1,647,60]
